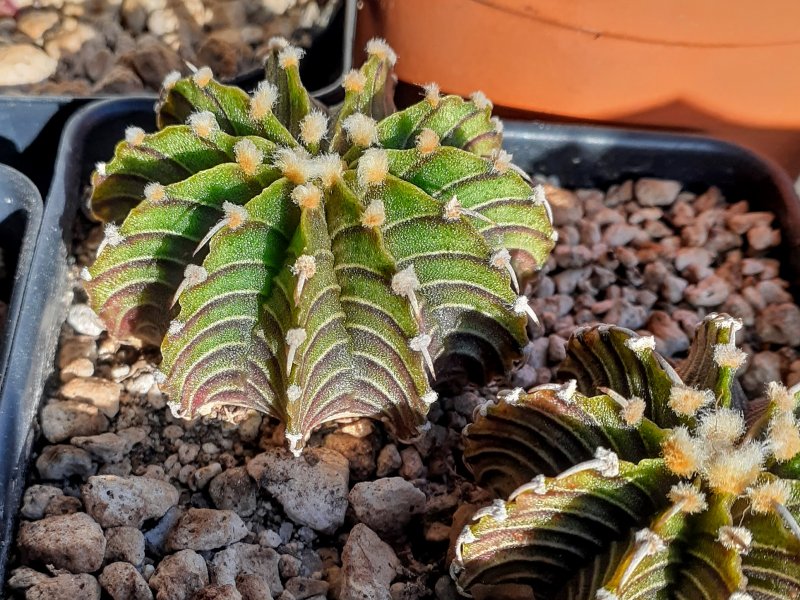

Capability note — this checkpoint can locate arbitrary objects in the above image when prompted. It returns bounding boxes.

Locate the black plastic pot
[2,99,799,582]
[0,165,43,572]
[0,0,356,197]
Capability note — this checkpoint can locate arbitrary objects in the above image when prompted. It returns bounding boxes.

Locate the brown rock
[0,43,57,85]
[339,524,399,600]
[635,178,681,207]
[98,562,152,600]
[757,303,800,345]
[26,573,100,600]
[18,512,106,573]
[61,376,121,417]
[166,508,248,551]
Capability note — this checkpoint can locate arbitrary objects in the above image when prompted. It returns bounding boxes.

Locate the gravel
[7,173,800,599]
[0,0,338,92]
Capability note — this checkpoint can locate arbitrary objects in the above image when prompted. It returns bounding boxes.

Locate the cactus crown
[455,313,800,599]
[83,38,555,454]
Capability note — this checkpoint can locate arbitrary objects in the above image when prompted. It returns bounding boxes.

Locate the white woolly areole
[188,111,219,139]
[167,320,184,336]
[79,267,92,282]
[422,82,441,107]
[357,148,389,187]
[416,128,440,155]
[704,442,765,495]
[299,111,329,147]
[278,46,305,69]
[531,184,554,225]
[162,70,181,91]
[286,432,303,457]
[713,343,747,371]
[410,333,435,376]
[662,425,706,477]
[153,369,167,385]
[234,139,264,176]
[285,328,307,347]
[361,198,386,228]
[342,113,379,148]
[558,446,618,480]
[696,407,745,447]
[768,411,800,461]
[144,182,166,202]
[125,126,146,146]
[267,36,289,51]
[621,397,646,426]
[391,265,421,296]
[490,248,512,270]
[512,295,531,315]
[409,333,432,353]
[278,148,314,186]
[443,196,462,221]
[312,153,344,188]
[473,499,508,523]
[183,264,208,286]
[667,482,707,514]
[192,66,213,87]
[509,474,547,501]
[291,254,317,279]
[625,335,656,354]
[557,379,578,403]
[342,69,366,93]
[498,387,524,405]
[469,90,492,110]
[717,526,753,553]
[668,385,714,417]
[250,81,279,119]
[285,328,307,373]
[596,591,619,600]
[220,201,247,230]
[103,223,123,247]
[490,115,504,133]
[768,381,796,412]
[286,384,302,403]
[729,593,754,600]
[365,37,397,65]
[711,312,744,334]
[635,528,666,555]
[168,402,188,420]
[491,149,512,174]
[95,161,107,177]
[748,479,791,514]
[421,390,438,406]
[593,447,620,477]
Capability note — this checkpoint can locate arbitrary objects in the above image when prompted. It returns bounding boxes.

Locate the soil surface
[0,0,337,93]
[5,172,799,600]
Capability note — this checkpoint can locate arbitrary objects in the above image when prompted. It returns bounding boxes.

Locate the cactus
[454,313,800,599]
[82,38,555,454]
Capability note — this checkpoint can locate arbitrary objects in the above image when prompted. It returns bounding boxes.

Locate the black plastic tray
[0,0,356,197]
[2,100,799,583]
[504,120,800,287]
[0,164,43,574]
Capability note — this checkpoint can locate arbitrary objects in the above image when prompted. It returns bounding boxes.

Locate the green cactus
[454,313,800,599]
[82,38,555,454]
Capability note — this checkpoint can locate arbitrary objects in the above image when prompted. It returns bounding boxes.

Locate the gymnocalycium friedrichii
[83,38,556,455]
[455,313,800,599]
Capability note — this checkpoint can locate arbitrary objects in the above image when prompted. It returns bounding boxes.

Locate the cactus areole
[83,38,555,455]
[455,313,800,599]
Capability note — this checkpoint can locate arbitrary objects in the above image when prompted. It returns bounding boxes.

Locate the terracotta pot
[357,0,800,173]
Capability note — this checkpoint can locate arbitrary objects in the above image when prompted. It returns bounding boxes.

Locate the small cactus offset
[82,38,555,454]
[454,313,800,599]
